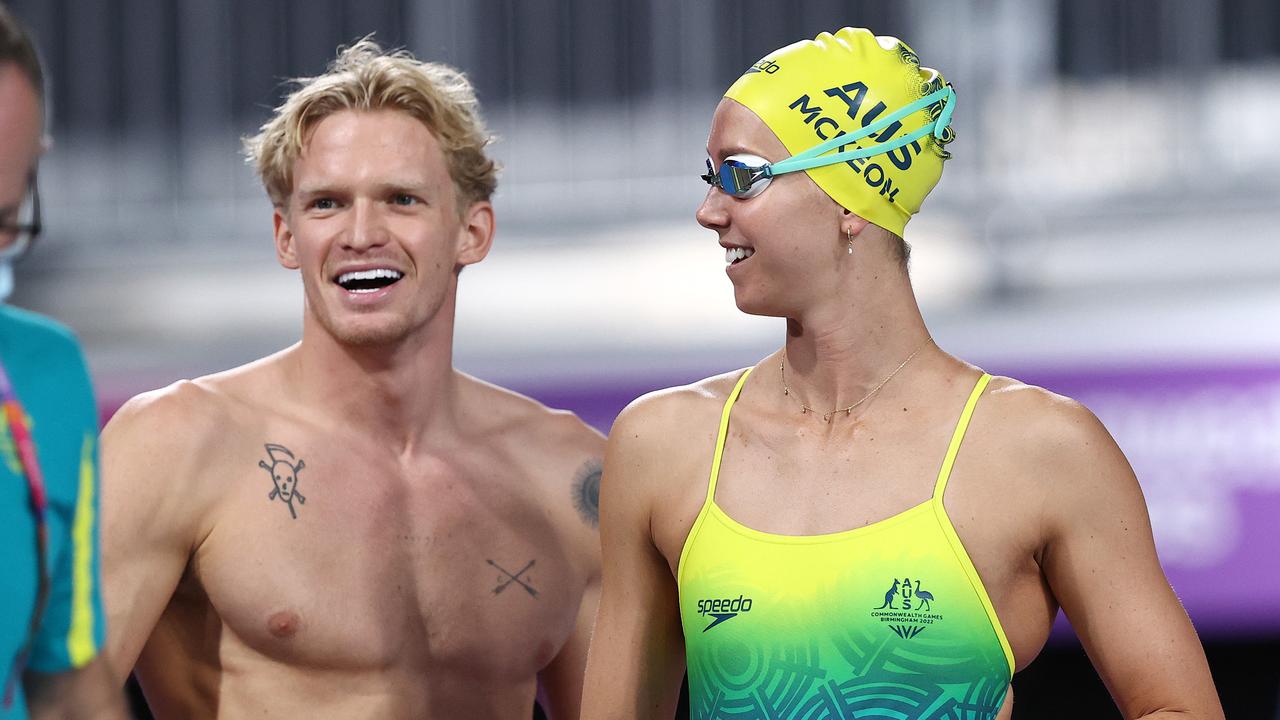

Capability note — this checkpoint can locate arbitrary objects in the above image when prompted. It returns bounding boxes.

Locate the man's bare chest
[180,438,583,677]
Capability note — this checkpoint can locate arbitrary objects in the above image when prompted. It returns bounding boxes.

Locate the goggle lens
[700,154,772,198]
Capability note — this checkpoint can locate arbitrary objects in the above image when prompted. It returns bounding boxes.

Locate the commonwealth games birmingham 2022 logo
[869,577,942,639]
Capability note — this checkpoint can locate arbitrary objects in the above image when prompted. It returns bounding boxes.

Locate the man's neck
[287,311,461,457]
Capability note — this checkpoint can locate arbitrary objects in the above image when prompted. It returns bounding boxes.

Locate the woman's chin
[732,293,789,319]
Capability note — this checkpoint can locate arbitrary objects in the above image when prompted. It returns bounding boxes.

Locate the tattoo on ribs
[487,559,538,598]
[572,458,602,528]
[258,443,307,520]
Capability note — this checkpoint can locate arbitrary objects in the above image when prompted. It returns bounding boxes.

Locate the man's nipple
[267,610,301,639]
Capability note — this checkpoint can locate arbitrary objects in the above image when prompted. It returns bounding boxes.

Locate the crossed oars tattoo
[487,559,538,598]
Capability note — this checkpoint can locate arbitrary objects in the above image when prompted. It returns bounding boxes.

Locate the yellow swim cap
[724,27,955,236]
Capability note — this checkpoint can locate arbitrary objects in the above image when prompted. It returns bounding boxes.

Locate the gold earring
[846,227,853,255]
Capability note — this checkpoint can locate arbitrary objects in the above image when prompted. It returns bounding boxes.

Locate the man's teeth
[338,268,403,284]
[724,247,755,264]
[336,268,405,293]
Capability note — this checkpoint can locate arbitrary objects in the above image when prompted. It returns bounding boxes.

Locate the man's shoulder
[103,359,281,455]
[103,380,220,456]
[457,376,607,546]
[458,375,605,511]
[460,373,605,459]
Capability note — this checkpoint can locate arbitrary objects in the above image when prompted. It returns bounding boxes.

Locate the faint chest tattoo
[487,558,538,598]
[258,443,307,519]
[572,458,602,528]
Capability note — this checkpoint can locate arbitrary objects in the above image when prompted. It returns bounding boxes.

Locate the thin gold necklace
[780,337,932,422]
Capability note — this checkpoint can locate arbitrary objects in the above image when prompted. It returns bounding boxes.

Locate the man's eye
[392,194,418,206]
[311,198,337,210]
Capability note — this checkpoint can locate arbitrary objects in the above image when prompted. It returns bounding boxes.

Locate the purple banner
[1016,362,1280,637]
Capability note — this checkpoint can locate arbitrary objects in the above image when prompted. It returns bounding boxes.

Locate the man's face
[273,109,493,347]
[0,63,42,254]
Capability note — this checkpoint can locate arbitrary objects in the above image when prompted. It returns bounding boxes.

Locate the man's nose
[345,198,388,250]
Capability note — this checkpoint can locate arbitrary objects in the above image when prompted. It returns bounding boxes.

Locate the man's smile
[334,267,404,293]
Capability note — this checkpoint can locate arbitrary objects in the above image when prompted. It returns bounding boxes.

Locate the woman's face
[696,98,848,319]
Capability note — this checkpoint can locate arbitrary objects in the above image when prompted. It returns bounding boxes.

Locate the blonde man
[101,41,603,719]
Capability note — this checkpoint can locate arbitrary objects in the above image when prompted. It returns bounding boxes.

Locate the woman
[581,27,1222,720]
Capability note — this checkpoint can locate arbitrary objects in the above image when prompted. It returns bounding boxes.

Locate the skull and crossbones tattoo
[258,443,306,519]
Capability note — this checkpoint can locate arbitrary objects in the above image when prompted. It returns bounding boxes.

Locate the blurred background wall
[6,0,1279,717]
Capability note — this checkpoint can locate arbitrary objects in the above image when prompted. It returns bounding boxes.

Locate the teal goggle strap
[765,85,955,178]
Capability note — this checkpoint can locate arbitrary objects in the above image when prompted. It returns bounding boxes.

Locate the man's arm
[1037,399,1223,719]
[25,655,129,720]
[536,576,599,719]
[100,385,211,683]
[581,399,688,718]
[537,440,605,720]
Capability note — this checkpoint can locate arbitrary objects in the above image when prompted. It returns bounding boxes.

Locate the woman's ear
[841,208,871,239]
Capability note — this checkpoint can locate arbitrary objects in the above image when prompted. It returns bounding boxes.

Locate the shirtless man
[101,40,602,718]
[582,28,1222,719]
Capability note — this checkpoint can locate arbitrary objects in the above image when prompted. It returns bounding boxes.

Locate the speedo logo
[696,595,754,632]
[745,58,780,75]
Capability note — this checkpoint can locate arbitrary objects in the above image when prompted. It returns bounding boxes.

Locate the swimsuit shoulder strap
[933,372,993,502]
[707,368,753,504]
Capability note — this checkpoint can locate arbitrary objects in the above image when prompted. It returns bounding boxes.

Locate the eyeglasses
[700,85,956,198]
[0,172,41,262]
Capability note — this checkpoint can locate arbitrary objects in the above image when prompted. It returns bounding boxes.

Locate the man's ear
[455,200,495,268]
[273,206,300,269]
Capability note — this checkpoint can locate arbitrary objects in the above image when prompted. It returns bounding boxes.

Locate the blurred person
[582,28,1223,720]
[100,40,602,718]
[0,4,129,719]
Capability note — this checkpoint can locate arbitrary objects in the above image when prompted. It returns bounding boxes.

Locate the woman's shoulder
[610,367,752,442]
[602,368,755,547]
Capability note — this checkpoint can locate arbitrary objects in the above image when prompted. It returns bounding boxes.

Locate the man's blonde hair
[245,38,498,210]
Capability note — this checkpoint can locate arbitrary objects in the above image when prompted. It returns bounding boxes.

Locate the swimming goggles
[701,85,955,198]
